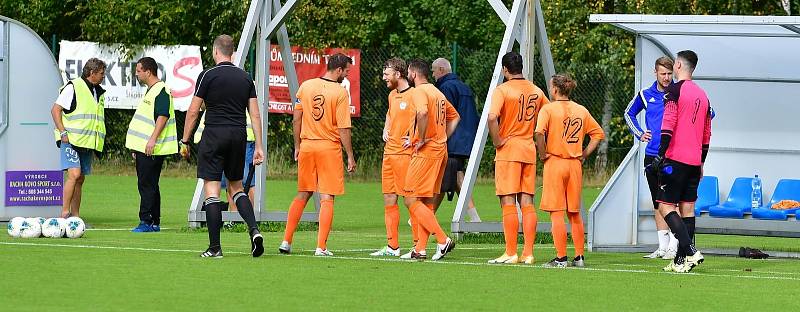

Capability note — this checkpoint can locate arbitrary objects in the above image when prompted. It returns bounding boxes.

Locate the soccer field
[2,175,799,311]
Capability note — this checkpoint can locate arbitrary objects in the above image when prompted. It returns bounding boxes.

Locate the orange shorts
[382,154,411,196]
[494,160,536,196]
[540,157,582,212]
[403,155,447,198]
[297,139,344,195]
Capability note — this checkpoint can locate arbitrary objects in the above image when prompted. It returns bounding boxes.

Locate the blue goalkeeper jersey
[625,81,715,156]
[624,81,666,156]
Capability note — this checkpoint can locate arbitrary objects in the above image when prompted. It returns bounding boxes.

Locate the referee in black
[181,34,265,258]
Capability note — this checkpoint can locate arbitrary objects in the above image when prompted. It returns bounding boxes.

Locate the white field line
[87,228,174,231]
[3,241,800,281]
[608,263,800,276]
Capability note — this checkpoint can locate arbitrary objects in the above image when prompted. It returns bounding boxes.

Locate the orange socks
[412,201,447,247]
[409,206,419,245]
[568,211,585,256]
[550,211,567,258]
[317,199,334,250]
[501,205,519,256]
[384,205,400,249]
[283,198,307,243]
[521,205,537,257]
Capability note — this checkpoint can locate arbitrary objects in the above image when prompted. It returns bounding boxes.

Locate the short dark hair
[137,57,158,76]
[408,58,431,78]
[502,51,523,75]
[384,57,407,78]
[677,50,698,71]
[213,34,235,56]
[327,53,353,71]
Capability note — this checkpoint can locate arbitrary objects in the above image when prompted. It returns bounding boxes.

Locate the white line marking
[87,228,173,231]
[609,263,800,276]
[4,241,800,281]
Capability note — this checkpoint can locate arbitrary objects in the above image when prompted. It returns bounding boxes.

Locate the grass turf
[2,175,799,311]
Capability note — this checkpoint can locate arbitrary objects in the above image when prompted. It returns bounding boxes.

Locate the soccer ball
[34,217,47,226]
[20,218,42,238]
[7,217,26,237]
[42,218,65,238]
[64,217,85,238]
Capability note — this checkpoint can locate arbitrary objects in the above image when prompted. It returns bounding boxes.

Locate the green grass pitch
[2,175,799,311]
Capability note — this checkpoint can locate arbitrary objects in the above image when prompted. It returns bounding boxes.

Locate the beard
[386,79,398,90]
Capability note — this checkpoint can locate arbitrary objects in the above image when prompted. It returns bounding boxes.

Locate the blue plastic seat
[708,177,755,219]
[694,176,719,216]
[752,179,800,221]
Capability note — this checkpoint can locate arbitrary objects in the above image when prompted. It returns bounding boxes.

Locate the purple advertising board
[5,171,63,206]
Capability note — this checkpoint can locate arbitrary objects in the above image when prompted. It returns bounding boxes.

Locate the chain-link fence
[99,44,636,180]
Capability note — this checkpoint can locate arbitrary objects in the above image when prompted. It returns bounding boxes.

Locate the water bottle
[751,175,762,209]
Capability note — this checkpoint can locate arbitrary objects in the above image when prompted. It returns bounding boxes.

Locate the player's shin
[203,197,224,248]
[521,205,537,257]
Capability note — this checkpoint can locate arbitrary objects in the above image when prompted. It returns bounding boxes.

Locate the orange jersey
[489,79,550,163]
[535,100,605,159]
[384,87,424,155]
[295,77,352,142]
[413,83,459,158]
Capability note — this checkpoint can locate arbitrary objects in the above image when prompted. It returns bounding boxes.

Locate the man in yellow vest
[125,57,178,232]
[50,58,107,219]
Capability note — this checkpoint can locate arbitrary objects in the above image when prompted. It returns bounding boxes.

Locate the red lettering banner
[267,46,361,117]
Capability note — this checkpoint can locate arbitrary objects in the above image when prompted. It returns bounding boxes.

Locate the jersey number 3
[312,95,325,121]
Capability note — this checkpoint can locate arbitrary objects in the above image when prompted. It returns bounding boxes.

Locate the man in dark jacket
[431,58,481,222]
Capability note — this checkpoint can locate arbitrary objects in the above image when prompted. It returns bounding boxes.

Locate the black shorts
[656,158,701,206]
[197,126,247,182]
[440,156,467,198]
[643,155,660,210]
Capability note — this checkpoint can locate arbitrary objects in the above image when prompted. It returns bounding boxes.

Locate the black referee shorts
[197,126,247,182]
[656,158,701,206]
[440,156,467,198]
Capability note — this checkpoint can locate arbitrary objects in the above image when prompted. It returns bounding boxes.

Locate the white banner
[58,41,203,111]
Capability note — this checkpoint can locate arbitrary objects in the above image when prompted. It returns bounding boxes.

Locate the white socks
[657,230,670,250]
[668,231,679,250]
[467,207,481,222]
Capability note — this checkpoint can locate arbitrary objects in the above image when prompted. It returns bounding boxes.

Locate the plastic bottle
[751,175,762,209]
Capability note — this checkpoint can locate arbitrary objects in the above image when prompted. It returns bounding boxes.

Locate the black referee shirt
[194,61,257,127]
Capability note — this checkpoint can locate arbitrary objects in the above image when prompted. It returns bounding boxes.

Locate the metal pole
[453,0,527,234]
[451,42,458,74]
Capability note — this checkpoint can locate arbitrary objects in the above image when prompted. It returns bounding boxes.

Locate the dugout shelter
[0,16,64,220]
[587,15,800,252]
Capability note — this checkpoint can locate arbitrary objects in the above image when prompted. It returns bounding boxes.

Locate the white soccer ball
[42,218,65,238]
[7,217,26,237]
[20,218,42,238]
[56,218,68,237]
[34,217,47,226]
[64,217,85,238]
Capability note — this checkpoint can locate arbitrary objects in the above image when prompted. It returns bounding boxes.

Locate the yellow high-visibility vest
[124,81,178,155]
[54,78,106,152]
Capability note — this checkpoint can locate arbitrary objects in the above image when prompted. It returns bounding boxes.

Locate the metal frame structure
[0,19,8,136]
[451,0,557,235]
[188,0,316,227]
[588,14,800,252]
[187,0,560,230]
